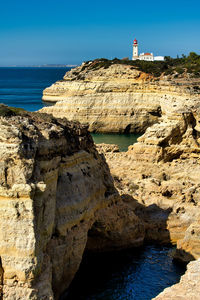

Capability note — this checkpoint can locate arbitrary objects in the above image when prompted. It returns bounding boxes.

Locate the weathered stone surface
[41,63,200,133]
[95,143,119,154]
[87,195,145,252]
[153,259,200,300]
[99,89,200,261]
[0,106,144,299]
[94,104,200,299]
[1,60,200,299]
[41,63,200,298]
[175,221,200,262]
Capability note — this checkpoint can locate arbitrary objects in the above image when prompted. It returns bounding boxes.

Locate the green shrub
[0,104,25,117]
[79,52,200,78]
[175,67,184,74]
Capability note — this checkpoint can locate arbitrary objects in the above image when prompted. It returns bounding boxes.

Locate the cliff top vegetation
[0,104,26,117]
[81,52,200,78]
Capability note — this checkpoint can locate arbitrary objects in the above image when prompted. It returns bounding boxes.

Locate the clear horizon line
[0,64,79,68]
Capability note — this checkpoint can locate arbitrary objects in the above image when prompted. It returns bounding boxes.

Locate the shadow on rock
[86,194,173,252]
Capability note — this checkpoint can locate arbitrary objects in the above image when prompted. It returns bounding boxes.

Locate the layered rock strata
[98,92,200,262]
[41,63,200,133]
[41,62,200,298]
[0,106,144,299]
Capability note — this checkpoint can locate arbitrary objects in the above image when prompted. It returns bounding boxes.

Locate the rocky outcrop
[99,90,200,261]
[0,105,144,299]
[153,259,200,300]
[41,61,200,298]
[1,60,200,299]
[41,62,200,133]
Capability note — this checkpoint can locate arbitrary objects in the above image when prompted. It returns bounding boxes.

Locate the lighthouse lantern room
[132,38,138,60]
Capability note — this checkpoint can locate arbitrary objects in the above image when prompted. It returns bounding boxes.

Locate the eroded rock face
[41,63,200,134]
[99,92,200,262]
[0,106,144,299]
[153,259,200,300]
[41,63,181,133]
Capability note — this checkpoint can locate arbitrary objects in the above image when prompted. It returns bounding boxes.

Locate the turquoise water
[65,245,185,300]
[91,133,141,151]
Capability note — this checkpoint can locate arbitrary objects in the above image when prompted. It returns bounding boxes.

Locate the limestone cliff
[1,58,200,299]
[41,61,200,133]
[98,90,200,262]
[0,105,144,299]
[41,61,200,298]
[94,87,200,299]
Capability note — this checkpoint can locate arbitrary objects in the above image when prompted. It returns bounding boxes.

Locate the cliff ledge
[41,60,200,133]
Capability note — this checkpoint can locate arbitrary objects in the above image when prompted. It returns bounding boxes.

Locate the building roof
[144,53,152,56]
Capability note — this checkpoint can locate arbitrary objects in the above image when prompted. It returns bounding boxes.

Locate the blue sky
[0,0,200,65]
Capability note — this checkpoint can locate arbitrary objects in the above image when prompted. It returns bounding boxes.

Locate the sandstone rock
[41,63,200,133]
[2,60,200,299]
[0,105,144,299]
[87,196,145,252]
[175,221,200,262]
[95,143,119,154]
[40,62,200,299]
[98,88,200,261]
[153,259,200,300]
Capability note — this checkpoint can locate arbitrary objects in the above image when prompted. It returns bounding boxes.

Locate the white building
[139,52,154,61]
[154,56,165,61]
[132,38,164,62]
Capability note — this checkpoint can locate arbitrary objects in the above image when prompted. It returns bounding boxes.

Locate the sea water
[65,245,185,300]
[0,67,141,150]
[0,67,186,299]
[0,67,68,111]
[91,133,141,151]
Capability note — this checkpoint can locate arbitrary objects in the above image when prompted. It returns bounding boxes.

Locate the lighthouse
[131,38,164,61]
[132,38,138,60]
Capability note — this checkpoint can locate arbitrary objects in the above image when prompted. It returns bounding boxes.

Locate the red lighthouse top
[133,38,138,45]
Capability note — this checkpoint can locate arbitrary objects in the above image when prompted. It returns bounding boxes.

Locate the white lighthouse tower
[132,38,138,60]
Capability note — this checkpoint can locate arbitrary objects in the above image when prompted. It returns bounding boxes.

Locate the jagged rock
[175,222,200,262]
[86,195,145,252]
[0,105,144,300]
[41,63,200,133]
[1,60,200,299]
[153,259,200,300]
[40,62,200,299]
[95,143,120,154]
[99,90,200,261]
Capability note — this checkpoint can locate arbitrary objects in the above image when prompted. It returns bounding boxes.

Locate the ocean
[0,67,186,299]
[0,67,68,111]
[0,67,141,151]
[66,245,185,300]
